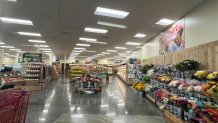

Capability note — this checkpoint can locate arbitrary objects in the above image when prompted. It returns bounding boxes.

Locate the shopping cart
[0,90,31,123]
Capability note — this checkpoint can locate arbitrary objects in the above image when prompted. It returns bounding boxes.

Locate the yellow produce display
[133,82,145,91]
[194,71,207,78]
[156,75,172,83]
[207,72,218,79]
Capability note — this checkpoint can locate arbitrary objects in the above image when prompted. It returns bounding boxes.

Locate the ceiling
[0,0,205,60]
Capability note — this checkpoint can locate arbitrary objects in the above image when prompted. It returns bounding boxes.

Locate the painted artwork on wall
[159,18,185,55]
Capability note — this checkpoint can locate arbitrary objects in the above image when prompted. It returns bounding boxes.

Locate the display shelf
[17,63,51,91]
[0,71,26,90]
[117,74,127,83]
[145,94,156,103]
[22,63,43,83]
[164,110,185,123]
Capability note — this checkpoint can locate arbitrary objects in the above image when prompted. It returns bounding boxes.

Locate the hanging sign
[23,53,42,63]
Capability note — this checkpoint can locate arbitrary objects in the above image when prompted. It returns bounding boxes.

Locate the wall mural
[159,18,185,55]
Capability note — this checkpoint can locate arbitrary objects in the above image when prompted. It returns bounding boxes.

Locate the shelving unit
[23,63,43,82]
[117,63,127,84]
[16,63,50,91]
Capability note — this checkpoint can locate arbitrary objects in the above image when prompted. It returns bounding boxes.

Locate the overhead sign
[23,53,42,63]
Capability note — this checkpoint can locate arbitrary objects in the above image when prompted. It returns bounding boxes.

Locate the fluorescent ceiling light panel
[115,47,127,50]
[73,50,83,53]
[0,42,5,45]
[77,56,88,58]
[18,32,41,37]
[9,49,21,51]
[79,37,97,42]
[107,50,117,52]
[84,27,108,34]
[97,21,127,29]
[156,19,176,26]
[134,33,146,38]
[76,43,90,47]
[72,53,80,55]
[126,51,131,53]
[40,48,51,51]
[93,41,107,45]
[0,17,33,25]
[34,45,49,47]
[0,46,14,48]
[101,52,110,55]
[28,40,46,43]
[126,42,141,46]
[94,7,129,19]
[6,0,17,2]
[74,47,86,50]
[43,51,53,53]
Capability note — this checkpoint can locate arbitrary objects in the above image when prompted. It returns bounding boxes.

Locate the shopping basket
[0,90,31,123]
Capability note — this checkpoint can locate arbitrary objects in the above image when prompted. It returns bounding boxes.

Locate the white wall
[185,0,218,48]
[2,57,16,65]
[98,58,113,65]
[138,0,218,60]
[139,35,161,60]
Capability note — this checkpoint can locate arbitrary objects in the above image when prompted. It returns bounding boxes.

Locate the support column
[48,53,53,65]
[15,52,20,64]
[64,54,66,77]
[37,44,40,53]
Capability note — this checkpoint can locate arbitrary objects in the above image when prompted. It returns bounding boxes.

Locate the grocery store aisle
[26,76,165,123]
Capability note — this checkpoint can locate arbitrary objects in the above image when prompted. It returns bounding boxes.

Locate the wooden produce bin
[164,110,184,123]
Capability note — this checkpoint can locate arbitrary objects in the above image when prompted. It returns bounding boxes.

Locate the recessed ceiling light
[9,48,21,51]
[156,19,176,26]
[28,40,46,43]
[73,50,83,53]
[40,48,51,51]
[134,33,146,38]
[101,52,110,55]
[97,21,127,29]
[43,51,53,53]
[126,42,141,46]
[76,43,90,47]
[0,42,5,45]
[84,27,108,34]
[115,47,127,50]
[18,32,41,37]
[74,47,86,50]
[34,45,49,47]
[0,17,33,25]
[93,41,107,45]
[0,46,15,48]
[97,54,104,56]
[6,0,16,2]
[79,37,97,42]
[71,53,80,55]
[94,7,129,19]
[107,50,117,52]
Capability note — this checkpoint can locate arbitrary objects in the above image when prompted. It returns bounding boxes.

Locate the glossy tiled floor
[26,76,165,123]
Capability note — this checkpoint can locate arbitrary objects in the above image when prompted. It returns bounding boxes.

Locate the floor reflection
[26,76,163,123]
